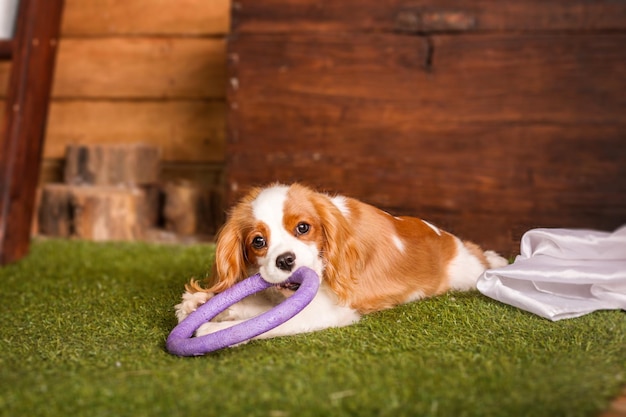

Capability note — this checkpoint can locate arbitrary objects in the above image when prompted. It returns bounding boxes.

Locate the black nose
[276,252,296,271]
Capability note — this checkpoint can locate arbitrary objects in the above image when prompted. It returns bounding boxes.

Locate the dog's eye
[251,236,266,249]
[295,222,310,236]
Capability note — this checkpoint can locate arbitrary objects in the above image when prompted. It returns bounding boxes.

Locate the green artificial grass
[0,239,624,417]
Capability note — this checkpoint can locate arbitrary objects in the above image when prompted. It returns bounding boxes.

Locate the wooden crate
[226,0,626,255]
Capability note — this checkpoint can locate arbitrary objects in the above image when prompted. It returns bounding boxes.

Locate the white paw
[195,321,232,337]
[174,291,213,322]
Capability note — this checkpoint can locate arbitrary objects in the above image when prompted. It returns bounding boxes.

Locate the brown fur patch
[343,210,461,313]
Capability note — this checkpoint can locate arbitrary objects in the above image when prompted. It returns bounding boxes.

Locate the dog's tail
[483,250,509,268]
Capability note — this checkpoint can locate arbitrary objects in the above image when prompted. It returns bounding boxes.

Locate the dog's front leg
[195,289,360,342]
[176,289,280,323]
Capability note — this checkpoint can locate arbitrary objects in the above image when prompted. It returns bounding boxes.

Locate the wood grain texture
[44,100,225,163]
[38,184,73,238]
[227,32,626,254]
[233,0,626,33]
[0,38,227,99]
[52,38,226,99]
[163,181,219,236]
[64,143,160,186]
[62,0,230,36]
[39,184,149,241]
[0,0,64,264]
[229,33,625,124]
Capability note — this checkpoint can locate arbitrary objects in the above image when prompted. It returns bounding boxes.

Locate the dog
[175,183,507,343]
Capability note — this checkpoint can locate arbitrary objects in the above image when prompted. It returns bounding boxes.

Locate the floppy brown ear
[208,188,264,292]
[185,190,259,294]
[315,196,359,304]
[207,217,250,292]
[184,217,248,294]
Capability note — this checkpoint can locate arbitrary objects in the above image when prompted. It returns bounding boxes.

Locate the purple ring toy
[166,266,320,356]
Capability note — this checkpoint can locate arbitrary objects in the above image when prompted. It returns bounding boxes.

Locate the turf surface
[0,239,624,417]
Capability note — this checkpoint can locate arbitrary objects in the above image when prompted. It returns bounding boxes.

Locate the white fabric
[0,0,19,39]
[477,226,626,321]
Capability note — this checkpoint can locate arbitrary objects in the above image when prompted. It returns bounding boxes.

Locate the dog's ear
[195,191,259,293]
[186,187,261,294]
[186,214,248,294]
[206,217,249,293]
[315,196,360,304]
[206,188,265,292]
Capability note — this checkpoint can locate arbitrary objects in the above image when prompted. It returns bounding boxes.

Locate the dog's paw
[195,321,235,337]
[174,291,214,322]
[194,321,250,348]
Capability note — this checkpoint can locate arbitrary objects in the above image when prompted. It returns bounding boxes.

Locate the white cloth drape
[477,226,626,321]
[0,0,19,39]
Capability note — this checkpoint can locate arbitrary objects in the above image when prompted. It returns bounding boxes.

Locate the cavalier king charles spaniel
[175,183,507,343]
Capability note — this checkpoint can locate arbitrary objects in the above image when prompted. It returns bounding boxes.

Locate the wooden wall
[227,0,626,255]
[0,0,230,185]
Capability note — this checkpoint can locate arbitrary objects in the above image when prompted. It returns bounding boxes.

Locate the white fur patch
[330,195,350,216]
[422,220,442,236]
[391,235,405,253]
[446,238,485,291]
[252,185,290,221]
[405,289,426,303]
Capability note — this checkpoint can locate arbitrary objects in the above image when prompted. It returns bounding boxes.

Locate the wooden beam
[229,33,626,124]
[0,38,226,99]
[232,0,626,33]
[53,38,226,99]
[0,0,65,264]
[61,0,231,36]
[43,100,226,162]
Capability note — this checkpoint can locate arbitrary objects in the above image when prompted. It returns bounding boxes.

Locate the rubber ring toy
[166,266,320,356]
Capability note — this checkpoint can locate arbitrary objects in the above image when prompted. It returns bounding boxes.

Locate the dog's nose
[276,252,296,271]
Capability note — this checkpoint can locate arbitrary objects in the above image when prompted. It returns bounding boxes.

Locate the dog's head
[208,183,357,299]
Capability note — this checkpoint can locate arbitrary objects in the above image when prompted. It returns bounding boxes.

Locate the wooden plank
[48,38,224,99]
[0,38,227,98]
[233,0,626,33]
[229,33,625,124]
[43,100,225,163]
[61,0,230,36]
[227,125,626,255]
[226,33,626,254]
